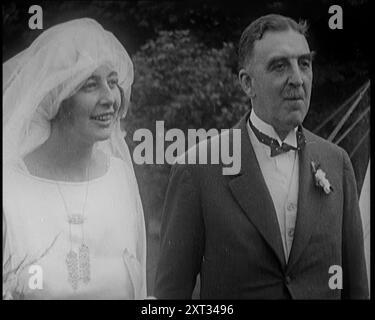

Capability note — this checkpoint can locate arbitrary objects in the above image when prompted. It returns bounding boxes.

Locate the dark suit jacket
[154,112,369,299]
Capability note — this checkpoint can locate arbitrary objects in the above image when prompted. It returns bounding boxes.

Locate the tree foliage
[126,30,248,218]
[129,30,247,130]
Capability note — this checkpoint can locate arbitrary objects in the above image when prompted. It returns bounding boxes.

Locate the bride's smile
[55,65,122,144]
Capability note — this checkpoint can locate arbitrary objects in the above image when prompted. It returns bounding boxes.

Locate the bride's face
[56,64,122,143]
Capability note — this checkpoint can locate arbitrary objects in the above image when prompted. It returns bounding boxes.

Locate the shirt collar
[249,109,298,148]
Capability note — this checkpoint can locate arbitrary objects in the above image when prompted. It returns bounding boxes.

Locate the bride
[3,18,147,299]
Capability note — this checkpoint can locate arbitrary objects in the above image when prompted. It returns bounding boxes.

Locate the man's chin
[284,115,304,131]
[287,108,306,125]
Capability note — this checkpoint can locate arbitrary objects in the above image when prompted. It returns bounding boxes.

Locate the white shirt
[3,157,146,300]
[247,110,299,262]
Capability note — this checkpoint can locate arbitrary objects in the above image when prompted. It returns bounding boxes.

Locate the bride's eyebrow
[85,75,99,82]
[107,71,118,78]
[83,72,117,83]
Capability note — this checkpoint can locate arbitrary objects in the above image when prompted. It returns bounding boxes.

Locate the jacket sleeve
[154,164,204,299]
[341,150,369,299]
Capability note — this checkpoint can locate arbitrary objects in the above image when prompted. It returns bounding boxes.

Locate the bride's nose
[99,83,115,109]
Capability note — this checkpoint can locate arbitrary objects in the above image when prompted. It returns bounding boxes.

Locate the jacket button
[285,276,292,284]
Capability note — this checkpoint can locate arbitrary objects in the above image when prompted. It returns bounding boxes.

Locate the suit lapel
[228,113,286,267]
[286,128,323,272]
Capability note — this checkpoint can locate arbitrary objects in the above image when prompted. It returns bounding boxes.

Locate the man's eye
[300,60,311,69]
[273,63,285,71]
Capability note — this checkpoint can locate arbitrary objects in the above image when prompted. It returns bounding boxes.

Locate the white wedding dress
[3,156,147,300]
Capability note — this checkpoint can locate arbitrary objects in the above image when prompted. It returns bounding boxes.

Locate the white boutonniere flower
[311,161,333,194]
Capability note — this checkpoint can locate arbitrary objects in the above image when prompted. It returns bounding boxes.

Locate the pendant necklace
[56,165,91,290]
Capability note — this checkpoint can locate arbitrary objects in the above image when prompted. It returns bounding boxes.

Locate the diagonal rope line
[328,81,370,142]
[313,80,370,134]
[334,106,370,145]
[350,129,369,159]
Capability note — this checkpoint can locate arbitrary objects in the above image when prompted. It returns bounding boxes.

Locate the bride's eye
[82,79,97,90]
[108,78,119,89]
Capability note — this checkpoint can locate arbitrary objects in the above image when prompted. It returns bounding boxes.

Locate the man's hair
[238,14,308,70]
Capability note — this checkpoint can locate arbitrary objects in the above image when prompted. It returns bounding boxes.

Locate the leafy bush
[125,30,248,221]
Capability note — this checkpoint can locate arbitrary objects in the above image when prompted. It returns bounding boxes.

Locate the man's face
[244,29,313,135]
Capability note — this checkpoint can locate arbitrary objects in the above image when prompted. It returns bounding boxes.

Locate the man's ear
[238,68,255,99]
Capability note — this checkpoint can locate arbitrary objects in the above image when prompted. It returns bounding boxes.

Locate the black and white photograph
[2,0,370,303]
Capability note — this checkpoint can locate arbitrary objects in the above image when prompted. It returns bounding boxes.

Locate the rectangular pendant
[66,250,79,290]
[79,243,90,284]
[67,214,85,225]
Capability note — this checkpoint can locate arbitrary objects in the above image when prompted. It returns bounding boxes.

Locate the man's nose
[288,62,303,87]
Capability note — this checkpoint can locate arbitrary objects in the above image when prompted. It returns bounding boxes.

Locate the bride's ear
[239,69,255,99]
[116,84,126,120]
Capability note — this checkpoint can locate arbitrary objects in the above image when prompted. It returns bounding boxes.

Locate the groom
[154,14,368,299]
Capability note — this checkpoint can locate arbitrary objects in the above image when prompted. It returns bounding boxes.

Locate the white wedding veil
[3,18,134,164]
[3,18,147,299]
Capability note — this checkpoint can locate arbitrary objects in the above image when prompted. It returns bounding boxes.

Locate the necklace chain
[56,166,90,224]
[55,164,91,290]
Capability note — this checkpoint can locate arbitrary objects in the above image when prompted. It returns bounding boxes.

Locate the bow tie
[249,119,306,157]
